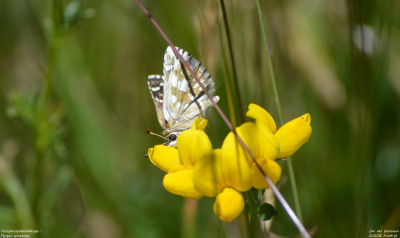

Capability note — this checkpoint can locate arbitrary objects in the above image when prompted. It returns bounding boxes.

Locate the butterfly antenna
[146,129,166,140]
[145,129,166,158]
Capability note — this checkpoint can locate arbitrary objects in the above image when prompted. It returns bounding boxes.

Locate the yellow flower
[221,121,281,190]
[148,103,312,221]
[193,149,252,221]
[246,103,312,158]
[147,118,212,199]
[213,187,245,222]
[148,145,180,173]
[221,104,312,189]
[274,113,312,158]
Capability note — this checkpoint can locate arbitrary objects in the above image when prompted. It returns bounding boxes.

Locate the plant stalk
[254,0,304,224]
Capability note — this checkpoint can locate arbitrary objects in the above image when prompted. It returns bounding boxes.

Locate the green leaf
[258,203,278,221]
[64,1,80,23]
[62,1,96,30]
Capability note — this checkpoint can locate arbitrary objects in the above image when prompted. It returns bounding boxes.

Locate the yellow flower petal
[177,130,212,166]
[148,145,180,173]
[163,167,203,199]
[213,188,244,222]
[246,103,277,133]
[222,122,279,164]
[220,126,247,160]
[193,150,225,197]
[169,164,193,174]
[190,117,208,130]
[219,150,252,192]
[251,158,282,189]
[193,149,252,197]
[275,113,312,158]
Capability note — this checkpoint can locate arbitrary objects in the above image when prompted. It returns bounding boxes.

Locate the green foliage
[258,203,278,221]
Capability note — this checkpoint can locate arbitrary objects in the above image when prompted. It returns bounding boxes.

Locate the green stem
[34,0,60,224]
[286,157,303,221]
[34,31,57,225]
[254,0,303,224]
[254,0,282,124]
[243,202,250,237]
[219,0,245,123]
[39,0,60,108]
[32,148,44,221]
[217,219,227,238]
[0,158,34,228]
[244,191,260,238]
[40,39,56,107]
[217,21,237,127]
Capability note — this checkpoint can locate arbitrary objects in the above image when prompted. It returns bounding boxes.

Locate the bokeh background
[0,0,399,237]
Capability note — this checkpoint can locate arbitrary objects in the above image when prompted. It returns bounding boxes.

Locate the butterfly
[148,46,220,147]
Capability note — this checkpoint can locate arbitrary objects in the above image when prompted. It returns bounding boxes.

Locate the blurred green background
[0,0,399,237]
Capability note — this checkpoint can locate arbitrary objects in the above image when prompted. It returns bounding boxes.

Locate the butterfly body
[148,46,219,146]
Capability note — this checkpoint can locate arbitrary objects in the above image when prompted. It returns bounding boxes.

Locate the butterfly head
[147,129,180,147]
[165,132,179,147]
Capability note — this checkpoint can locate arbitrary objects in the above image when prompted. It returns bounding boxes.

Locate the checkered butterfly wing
[147,75,165,127]
[162,46,219,133]
[148,46,219,146]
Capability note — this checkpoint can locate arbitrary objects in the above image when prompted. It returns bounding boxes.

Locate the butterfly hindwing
[148,75,167,128]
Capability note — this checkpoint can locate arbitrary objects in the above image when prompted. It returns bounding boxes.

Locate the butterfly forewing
[148,46,219,145]
[163,46,219,132]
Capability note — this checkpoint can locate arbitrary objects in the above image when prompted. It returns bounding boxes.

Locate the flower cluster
[147,103,312,222]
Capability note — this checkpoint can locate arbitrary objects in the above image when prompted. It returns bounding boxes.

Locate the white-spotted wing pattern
[148,46,220,147]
